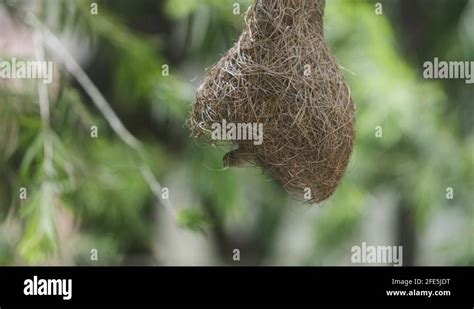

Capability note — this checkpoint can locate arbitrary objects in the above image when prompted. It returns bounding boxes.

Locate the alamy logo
[423,57,474,84]
[351,242,403,266]
[24,276,72,300]
[0,57,53,84]
[211,119,263,145]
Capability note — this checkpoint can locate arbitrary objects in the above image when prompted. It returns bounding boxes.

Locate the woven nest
[188,0,355,203]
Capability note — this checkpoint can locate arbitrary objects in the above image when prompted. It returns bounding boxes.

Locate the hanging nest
[187,0,356,203]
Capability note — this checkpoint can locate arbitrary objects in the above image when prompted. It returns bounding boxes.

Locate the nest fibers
[188,0,356,203]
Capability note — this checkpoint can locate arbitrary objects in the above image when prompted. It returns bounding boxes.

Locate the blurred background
[0,0,472,266]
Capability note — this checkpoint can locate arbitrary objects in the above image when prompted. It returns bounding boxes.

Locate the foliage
[0,0,472,265]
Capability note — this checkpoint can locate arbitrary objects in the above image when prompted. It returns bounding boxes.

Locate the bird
[223,149,254,167]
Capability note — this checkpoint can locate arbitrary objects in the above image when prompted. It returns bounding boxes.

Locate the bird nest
[188,0,356,203]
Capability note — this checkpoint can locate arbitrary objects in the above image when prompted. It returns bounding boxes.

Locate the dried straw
[188,0,355,203]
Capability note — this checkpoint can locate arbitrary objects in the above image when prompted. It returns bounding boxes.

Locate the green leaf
[178,208,210,233]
